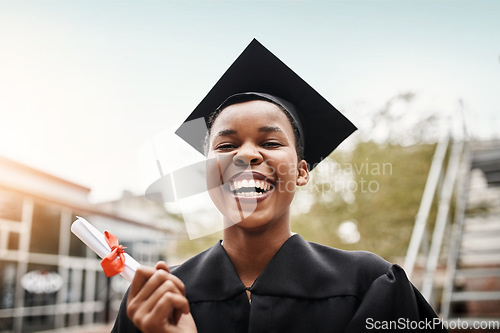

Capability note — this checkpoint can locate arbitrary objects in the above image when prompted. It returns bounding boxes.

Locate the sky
[0,0,499,202]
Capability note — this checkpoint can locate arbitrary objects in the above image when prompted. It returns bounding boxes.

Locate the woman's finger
[168,275,186,296]
[155,261,170,272]
[137,276,184,315]
[154,261,186,296]
[128,265,155,298]
[154,265,187,325]
[135,292,189,332]
[155,292,190,325]
[132,269,173,305]
[127,263,192,332]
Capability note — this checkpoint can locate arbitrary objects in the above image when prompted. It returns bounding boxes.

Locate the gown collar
[172,234,391,302]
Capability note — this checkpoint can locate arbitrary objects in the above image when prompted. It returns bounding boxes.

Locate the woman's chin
[222,210,275,232]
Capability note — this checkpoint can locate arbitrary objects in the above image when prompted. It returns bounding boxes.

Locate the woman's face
[206,100,309,230]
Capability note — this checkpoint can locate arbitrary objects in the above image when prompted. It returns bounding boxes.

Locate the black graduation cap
[175,38,356,169]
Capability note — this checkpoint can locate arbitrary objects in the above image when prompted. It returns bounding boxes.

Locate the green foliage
[292,141,437,261]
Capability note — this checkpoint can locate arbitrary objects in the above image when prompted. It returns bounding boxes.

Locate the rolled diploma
[71,216,140,282]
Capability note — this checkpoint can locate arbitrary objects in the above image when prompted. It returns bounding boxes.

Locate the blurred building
[0,156,178,333]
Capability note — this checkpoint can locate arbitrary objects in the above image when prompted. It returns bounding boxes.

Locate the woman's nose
[233,144,263,166]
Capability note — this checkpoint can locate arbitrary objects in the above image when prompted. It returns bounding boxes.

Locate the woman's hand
[126,261,197,333]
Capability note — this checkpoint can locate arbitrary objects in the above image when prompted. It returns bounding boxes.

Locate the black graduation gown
[112,234,447,332]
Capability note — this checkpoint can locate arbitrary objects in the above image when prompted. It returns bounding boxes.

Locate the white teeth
[235,192,259,197]
[234,191,266,197]
[229,178,273,192]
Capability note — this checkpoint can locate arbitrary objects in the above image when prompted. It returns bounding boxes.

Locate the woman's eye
[262,141,282,148]
[216,143,236,150]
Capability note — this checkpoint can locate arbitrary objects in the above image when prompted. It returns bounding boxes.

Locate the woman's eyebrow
[215,129,237,138]
[215,126,283,138]
[258,126,283,133]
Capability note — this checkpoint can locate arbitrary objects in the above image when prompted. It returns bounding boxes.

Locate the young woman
[112,40,447,333]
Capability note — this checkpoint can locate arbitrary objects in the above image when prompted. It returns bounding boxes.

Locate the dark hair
[203,96,304,160]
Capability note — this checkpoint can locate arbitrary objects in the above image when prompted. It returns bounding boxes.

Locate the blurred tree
[292,142,437,262]
[291,90,443,261]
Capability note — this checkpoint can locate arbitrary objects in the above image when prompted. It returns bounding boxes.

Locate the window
[29,203,60,254]
[0,191,23,222]
[0,261,17,309]
[8,232,19,250]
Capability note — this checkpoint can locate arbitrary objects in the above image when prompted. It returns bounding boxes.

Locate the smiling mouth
[227,178,274,198]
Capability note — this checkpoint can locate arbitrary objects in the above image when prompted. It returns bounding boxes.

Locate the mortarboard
[175,38,356,169]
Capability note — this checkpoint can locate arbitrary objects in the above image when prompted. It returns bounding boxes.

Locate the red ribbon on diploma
[100,231,126,277]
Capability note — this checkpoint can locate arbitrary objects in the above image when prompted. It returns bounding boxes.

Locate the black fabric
[112,234,447,332]
[112,289,140,333]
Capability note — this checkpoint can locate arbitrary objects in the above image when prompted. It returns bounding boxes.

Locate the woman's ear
[296,160,310,186]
